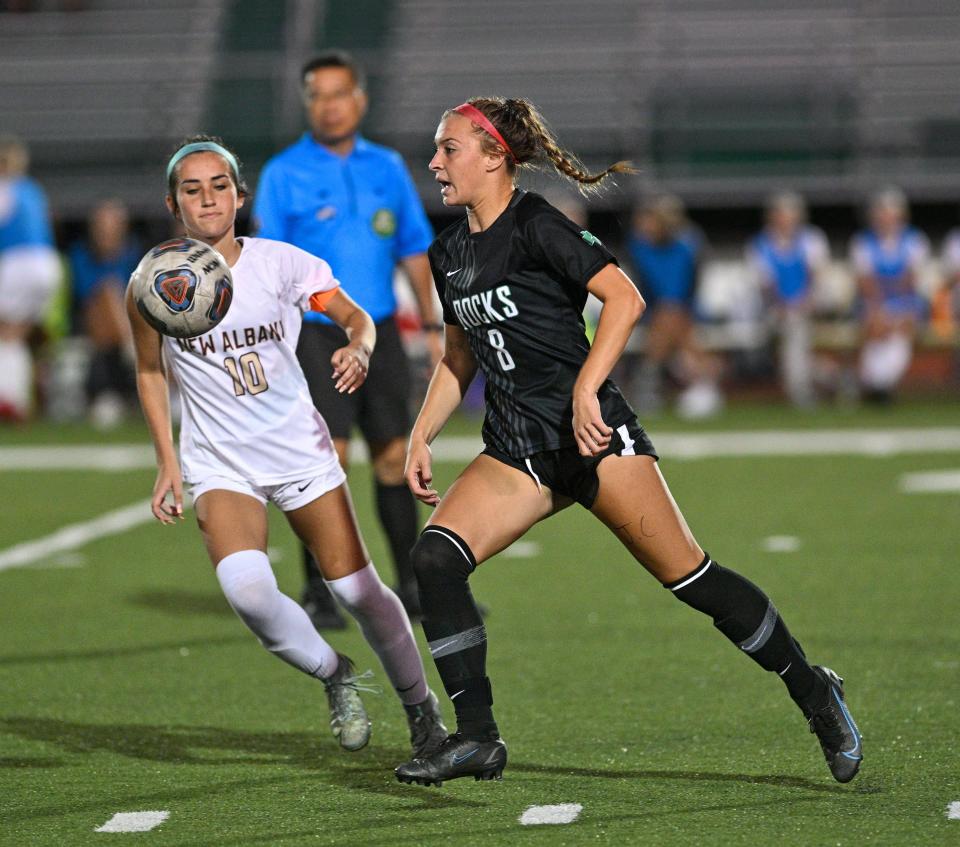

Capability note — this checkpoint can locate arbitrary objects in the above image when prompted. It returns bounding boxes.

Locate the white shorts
[189,464,347,513]
[0,245,61,323]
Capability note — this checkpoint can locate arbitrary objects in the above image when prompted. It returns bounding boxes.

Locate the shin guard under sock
[666,554,822,705]
[411,526,498,739]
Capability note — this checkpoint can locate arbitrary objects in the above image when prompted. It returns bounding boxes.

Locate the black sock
[301,544,336,603]
[666,554,825,707]
[411,526,498,740]
[375,481,419,587]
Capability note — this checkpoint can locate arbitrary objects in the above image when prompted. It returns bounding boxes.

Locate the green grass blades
[1,405,959,845]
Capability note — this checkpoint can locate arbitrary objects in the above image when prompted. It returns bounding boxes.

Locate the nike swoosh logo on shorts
[446,268,462,276]
[297,481,312,493]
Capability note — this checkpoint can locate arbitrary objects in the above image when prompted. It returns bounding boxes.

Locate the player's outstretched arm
[124,285,184,524]
[324,289,376,394]
[405,324,477,506]
[574,264,645,457]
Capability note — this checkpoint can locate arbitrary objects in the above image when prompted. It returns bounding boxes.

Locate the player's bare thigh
[285,483,370,580]
[428,454,569,564]
[590,454,704,583]
[195,489,269,565]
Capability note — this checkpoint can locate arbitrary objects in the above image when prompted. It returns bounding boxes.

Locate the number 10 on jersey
[224,352,269,395]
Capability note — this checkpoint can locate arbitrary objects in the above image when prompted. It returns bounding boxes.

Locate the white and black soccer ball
[130,237,233,338]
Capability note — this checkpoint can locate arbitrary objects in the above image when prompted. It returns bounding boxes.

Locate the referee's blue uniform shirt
[253,133,433,324]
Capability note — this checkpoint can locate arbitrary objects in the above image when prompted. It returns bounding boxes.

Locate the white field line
[900,470,960,493]
[3,428,958,573]
[95,811,169,832]
[0,445,156,471]
[3,428,960,473]
[519,804,583,825]
[948,801,960,820]
[0,498,155,572]
[503,540,541,558]
[762,535,801,553]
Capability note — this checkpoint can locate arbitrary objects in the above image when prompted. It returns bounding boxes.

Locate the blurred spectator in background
[937,223,960,339]
[68,198,140,428]
[0,135,60,421]
[626,193,721,417]
[746,191,829,408]
[850,187,930,404]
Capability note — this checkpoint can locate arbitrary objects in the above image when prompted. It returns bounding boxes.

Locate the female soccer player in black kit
[394,97,862,787]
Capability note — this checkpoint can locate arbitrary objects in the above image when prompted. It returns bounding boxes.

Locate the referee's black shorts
[297,317,411,443]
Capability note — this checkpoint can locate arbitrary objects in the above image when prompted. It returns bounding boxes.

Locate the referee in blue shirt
[254,51,442,628]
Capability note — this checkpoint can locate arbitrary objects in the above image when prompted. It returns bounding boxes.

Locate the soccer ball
[130,237,233,338]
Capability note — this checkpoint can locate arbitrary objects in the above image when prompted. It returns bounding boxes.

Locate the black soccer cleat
[405,690,448,759]
[395,733,507,787]
[803,666,863,783]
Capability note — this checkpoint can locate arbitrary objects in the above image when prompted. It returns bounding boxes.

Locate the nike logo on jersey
[450,285,518,329]
[446,268,462,276]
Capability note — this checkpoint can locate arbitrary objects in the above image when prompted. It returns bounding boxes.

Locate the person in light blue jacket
[0,136,61,421]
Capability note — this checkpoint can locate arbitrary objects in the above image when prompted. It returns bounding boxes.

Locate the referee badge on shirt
[371,208,397,237]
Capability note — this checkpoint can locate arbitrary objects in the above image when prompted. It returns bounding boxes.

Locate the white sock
[326,562,429,705]
[216,549,339,679]
[0,338,32,414]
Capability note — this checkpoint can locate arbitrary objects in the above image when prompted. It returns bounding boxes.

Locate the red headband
[453,103,519,164]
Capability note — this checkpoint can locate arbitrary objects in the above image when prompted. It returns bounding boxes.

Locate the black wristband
[422,323,445,332]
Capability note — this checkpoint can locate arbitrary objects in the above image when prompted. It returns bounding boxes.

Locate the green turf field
[2,402,959,845]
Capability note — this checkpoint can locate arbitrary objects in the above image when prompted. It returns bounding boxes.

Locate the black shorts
[482,417,658,509]
[297,317,411,442]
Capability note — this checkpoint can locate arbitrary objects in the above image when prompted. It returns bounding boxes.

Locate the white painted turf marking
[520,804,583,825]
[503,540,540,558]
[3,429,958,573]
[0,498,155,571]
[947,801,960,820]
[4,427,960,472]
[900,470,960,493]
[762,535,801,553]
[95,811,169,832]
[0,445,155,471]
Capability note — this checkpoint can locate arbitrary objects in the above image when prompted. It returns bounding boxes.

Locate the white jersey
[162,237,340,486]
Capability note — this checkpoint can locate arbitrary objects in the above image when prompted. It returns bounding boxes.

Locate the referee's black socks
[665,554,826,708]
[374,481,419,589]
[410,526,499,741]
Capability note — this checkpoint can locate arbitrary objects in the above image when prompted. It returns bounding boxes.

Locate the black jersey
[429,190,636,458]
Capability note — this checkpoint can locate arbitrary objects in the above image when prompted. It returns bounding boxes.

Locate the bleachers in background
[4,2,960,215]
[0,0,227,216]
[379,1,960,210]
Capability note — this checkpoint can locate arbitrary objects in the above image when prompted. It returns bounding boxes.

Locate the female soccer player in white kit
[126,136,446,757]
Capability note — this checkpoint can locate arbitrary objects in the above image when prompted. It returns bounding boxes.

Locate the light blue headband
[166,141,240,182]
